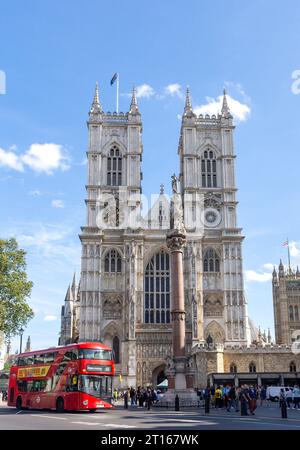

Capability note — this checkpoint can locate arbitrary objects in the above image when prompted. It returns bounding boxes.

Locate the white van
[266,386,290,402]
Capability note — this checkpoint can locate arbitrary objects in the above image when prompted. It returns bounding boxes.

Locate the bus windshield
[79,348,112,360]
[79,375,112,398]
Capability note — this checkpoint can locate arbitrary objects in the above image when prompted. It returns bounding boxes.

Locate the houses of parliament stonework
[59,85,300,388]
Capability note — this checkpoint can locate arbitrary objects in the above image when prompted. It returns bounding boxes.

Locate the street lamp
[19,328,24,354]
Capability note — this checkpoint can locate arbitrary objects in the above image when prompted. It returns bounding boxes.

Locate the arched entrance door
[152,364,167,387]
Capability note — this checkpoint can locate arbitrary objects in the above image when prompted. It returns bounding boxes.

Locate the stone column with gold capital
[166,229,187,390]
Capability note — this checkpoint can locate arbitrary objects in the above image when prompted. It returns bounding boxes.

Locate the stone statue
[171,174,178,194]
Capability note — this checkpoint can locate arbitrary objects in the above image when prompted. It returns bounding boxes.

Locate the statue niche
[103,296,122,320]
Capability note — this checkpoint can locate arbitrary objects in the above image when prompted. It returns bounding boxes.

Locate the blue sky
[1,0,300,351]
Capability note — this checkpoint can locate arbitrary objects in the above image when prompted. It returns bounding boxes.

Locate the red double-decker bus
[7,342,114,412]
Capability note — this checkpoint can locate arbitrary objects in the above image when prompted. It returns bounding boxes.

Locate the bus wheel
[16,397,22,410]
[89,409,97,413]
[56,398,64,413]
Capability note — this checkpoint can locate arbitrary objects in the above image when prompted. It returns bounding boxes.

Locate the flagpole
[116,73,119,113]
[287,238,291,270]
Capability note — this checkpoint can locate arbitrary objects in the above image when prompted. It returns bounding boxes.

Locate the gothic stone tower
[62,84,251,388]
[78,85,143,386]
[179,89,250,349]
[273,261,300,345]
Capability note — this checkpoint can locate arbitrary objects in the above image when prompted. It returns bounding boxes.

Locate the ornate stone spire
[71,272,76,298]
[160,183,164,195]
[272,266,277,279]
[221,88,232,118]
[184,86,193,115]
[279,259,284,277]
[25,336,31,352]
[296,266,300,277]
[267,328,271,343]
[129,86,139,114]
[89,82,102,115]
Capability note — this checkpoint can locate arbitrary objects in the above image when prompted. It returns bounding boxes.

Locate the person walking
[248,386,257,415]
[214,386,222,408]
[240,385,250,416]
[260,386,267,407]
[286,387,293,409]
[123,389,128,409]
[293,385,300,409]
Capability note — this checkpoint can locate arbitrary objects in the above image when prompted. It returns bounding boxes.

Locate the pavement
[1,400,300,430]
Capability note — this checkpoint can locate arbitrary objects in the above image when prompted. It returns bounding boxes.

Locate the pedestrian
[280,388,287,418]
[113,388,118,404]
[240,385,250,416]
[248,385,257,415]
[260,386,267,407]
[293,385,300,409]
[214,386,222,408]
[123,389,128,409]
[286,387,293,409]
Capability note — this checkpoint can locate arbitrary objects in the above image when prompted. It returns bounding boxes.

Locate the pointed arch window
[203,248,220,273]
[104,249,122,273]
[230,363,237,374]
[201,149,217,188]
[295,306,299,321]
[249,362,256,373]
[107,146,122,186]
[290,361,296,373]
[113,336,120,364]
[144,250,170,324]
[289,305,294,321]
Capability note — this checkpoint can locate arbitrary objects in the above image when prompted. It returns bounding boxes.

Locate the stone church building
[59,85,300,388]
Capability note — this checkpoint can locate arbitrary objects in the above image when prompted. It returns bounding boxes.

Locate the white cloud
[164,83,183,98]
[245,270,273,282]
[0,147,24,171]
[0,143,70,174]
[262,263,275,271]
[194,94,251,122]
[43,315,58,322]
[136,84,155,98]
[21,143,70,174]
[29,189,42,196]
[289,241,300,258]
[51,199,65,208]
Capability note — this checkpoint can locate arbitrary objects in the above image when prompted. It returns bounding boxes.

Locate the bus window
[63,350,78,362]
[44,352,56,363]
[17,380,28,392]
[34,354,45,364]
[79,349,112,360]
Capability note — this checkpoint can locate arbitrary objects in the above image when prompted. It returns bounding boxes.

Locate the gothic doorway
[152,364,167,387]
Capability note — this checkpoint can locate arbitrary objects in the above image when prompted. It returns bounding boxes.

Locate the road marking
[30,415,67,421]
[16,411,22,415]
[71,421,99,426]
[169,418,217,425]
[71,421,136,428]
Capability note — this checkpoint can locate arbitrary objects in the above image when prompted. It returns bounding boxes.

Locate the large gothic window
[201,149,217,188]
[289,305,294,321]
[144,251,170,324]
[203,248,220,272]
[113,336,120,364]
[107,146,122,186]
[104,249,122,273]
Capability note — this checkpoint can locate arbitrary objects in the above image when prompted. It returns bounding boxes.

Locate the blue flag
[111,73,118,85]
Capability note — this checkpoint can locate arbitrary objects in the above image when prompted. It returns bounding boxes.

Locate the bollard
[281,400,287,419]
[205,397,210,414]
[175,394,180,411]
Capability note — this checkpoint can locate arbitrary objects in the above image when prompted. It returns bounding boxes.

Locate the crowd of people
[113,386,162,410]
[200,384,300,415]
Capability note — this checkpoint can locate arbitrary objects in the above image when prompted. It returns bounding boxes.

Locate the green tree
[0,238,34,337]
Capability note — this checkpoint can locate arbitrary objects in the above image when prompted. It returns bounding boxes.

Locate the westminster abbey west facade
[59,84,300,389]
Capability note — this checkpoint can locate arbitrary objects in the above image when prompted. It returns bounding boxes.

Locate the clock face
[203,208,221,228]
